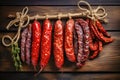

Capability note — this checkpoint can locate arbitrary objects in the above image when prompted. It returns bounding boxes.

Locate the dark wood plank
[0,6,120,32]
[0,72,120,80]
[0,32,120,72]
[0,0,120,6]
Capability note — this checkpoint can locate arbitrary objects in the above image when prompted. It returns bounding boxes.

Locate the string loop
[78,0,107,20]
[2,7,30,46]
[2,1,108,47]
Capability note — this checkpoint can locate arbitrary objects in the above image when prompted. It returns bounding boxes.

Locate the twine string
[2,1,107,47]
[58,13,62,20]
[2,7,29,46]
[78,0,107,20]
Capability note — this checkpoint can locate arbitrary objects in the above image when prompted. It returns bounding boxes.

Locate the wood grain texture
[0,72,120,80]
[0,6,120,32]
[0,0,120,5]
[0,32,120,72]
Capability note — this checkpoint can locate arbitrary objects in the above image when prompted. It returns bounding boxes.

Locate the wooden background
[0,0,120,80]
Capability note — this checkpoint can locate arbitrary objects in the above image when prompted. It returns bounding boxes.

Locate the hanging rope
[77,0,107,20]
[2,7,29,46]
[2,0,107,47]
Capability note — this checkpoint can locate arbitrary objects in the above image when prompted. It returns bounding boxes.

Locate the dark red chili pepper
[40,19,52,70]
[25,24,32,64]
[65,19,76,62]
[96,20,110,37]
[31,20,41,69]
[21,26,28,62]
[53,20,64,69]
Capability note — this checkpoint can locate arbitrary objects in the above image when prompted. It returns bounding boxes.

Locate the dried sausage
[65,19,76,62]
[25,24,32,64]
[40,19,52,70]
[21,26,28,62]
[53,20,64,68]
[31,20,41,69]
[75,19,84,67]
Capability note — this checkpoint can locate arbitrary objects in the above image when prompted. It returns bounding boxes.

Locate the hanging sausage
[53,19,64,69]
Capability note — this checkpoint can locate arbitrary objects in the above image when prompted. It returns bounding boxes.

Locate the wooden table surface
[0,0,120,80]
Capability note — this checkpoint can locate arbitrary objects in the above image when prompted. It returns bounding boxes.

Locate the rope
[2,7,30,46]
[78,0,107,20]
[68,13,72,19]
[2,0,108,47]
[58,13,62,20]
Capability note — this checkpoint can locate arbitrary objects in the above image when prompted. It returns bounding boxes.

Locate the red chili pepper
[40,19,52,70]
[31,20,41,70]
[65,19,76,62]
[53,20,64,69]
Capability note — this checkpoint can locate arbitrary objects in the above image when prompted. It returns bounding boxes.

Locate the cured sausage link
[73,27,78,56]
[53,20,64,69]
[31,20,41,69]
[75,20,84,67]
[96,20,110,38]
[77,19,90,66]
[86,19,98,51]
[21,26,28,62]
[90,20,113,43]
[26,24,32,64]
[40,19,52,70]
[65,19,76,62]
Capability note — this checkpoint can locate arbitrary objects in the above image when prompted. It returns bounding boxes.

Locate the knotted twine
[78,0,107,21]
[2,7,29,71]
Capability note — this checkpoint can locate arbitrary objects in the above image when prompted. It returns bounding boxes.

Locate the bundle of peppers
[20,18,113,71]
